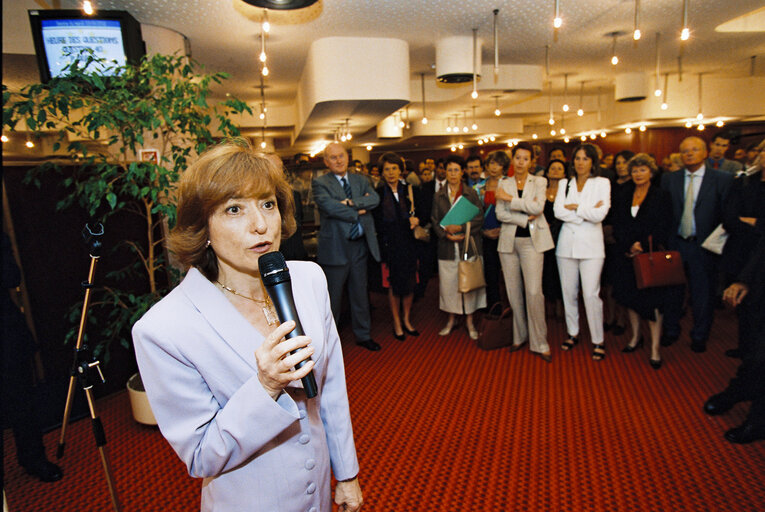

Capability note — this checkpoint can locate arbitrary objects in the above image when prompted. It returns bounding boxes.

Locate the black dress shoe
[660,333,679,347]
[725,348,742,358]
[704,391,740,416]
[356,339,381,351]
[23,460,63,482]
[622,336,644,353]
[392,330,405,341]
[403,326,420,336]
[725,422,765,444]
[649,358,663,370]
[690,339,707,353]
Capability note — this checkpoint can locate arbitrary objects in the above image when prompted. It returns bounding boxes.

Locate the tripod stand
[57,223,121,512]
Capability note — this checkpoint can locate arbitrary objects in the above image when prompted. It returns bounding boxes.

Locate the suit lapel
[179,268,262,371]
[695,170,714,212]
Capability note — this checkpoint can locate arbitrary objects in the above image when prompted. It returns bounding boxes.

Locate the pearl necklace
[216,280,279,325]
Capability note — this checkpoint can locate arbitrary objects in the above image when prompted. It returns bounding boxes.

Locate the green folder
[439,195,480,227]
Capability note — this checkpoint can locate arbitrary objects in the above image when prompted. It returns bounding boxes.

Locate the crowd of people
[121,133,763,510]
[296,133,764,445]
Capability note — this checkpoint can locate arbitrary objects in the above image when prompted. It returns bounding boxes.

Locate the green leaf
[106,192,117,209]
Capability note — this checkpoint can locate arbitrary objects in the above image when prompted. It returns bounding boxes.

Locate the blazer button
[299,434,310,444]
[305,459,316,470]
[306,482,316,494]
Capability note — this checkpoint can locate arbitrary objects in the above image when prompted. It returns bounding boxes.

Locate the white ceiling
[3,0,765,155]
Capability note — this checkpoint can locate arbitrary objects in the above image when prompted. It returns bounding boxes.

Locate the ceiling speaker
[241,0,318,9]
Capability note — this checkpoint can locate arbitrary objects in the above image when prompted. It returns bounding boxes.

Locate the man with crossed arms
[313,143,381,351]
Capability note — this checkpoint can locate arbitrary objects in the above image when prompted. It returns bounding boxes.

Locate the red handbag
[632,236,686,289]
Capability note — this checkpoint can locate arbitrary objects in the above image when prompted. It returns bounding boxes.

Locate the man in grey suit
[313,142,382,351]
[661,136,733,352]
[707,131,743,175]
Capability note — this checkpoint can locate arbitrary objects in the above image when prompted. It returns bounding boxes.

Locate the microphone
[258,251,318,399]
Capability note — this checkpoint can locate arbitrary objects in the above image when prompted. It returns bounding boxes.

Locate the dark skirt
[612,252,668,321]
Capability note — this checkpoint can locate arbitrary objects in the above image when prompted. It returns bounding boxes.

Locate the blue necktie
[341,177,363,240]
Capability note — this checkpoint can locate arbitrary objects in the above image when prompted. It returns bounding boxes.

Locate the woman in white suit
[496,143,555,362]
[132,141,363,512]
[554,144,611,360]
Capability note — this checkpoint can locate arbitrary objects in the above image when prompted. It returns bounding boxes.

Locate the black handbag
[477,303,512,350]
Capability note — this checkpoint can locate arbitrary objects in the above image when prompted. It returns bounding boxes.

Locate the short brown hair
[627,152,659,176]
[168,139,296,281]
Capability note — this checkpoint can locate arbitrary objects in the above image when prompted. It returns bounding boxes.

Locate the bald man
[660,136,733,352]
[312,143,381,351]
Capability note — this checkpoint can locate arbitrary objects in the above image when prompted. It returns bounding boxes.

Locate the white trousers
[499,238,549,353]
[556,256,605,345]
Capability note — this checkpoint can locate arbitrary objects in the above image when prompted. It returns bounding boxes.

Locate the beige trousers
[499,237,549,353]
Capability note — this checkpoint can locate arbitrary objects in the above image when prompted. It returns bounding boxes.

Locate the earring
[206,240,211,247]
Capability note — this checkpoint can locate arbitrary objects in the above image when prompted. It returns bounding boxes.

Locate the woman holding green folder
[431,155,486,340]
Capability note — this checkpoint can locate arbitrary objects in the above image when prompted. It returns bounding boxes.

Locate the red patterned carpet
[4,280,765,511]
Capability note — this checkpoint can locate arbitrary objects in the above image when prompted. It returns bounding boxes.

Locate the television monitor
[28,9,145,83]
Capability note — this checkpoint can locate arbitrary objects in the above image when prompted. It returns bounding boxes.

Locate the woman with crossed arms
[554,144,611,361]
[496,142,555,361]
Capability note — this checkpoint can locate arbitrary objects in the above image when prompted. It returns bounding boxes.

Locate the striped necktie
[341,177,363,240]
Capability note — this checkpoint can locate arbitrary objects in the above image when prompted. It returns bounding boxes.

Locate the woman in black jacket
[372,152,421,340]
[611,153,672,369]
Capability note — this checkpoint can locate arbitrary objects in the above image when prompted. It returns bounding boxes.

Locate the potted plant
[3,52,251,423]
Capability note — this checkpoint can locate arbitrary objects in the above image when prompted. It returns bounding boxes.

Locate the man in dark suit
[313,143,381,351]
[704,222,765,443]
[707,131,743,175]
[661,136,733,352]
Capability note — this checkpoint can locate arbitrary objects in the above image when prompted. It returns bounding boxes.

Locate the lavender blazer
[132,262,359,512]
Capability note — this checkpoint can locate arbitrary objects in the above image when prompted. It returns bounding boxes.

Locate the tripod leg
[84,387,122,512]
[57,374,79,458]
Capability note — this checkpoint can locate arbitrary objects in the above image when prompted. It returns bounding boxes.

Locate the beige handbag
[458,223,486,293]
[407,185,431,242]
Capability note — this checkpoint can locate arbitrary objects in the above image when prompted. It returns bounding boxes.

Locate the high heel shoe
[508,341,528,352]
[649,358,663,370]
[561,335,579,351]
[621,336,644,353]
[467,325,479,340]
[403,326,420,336]
[439,323,454,336]
[592,344,606,361]
[393,330,405,341]
[534,351,552,363]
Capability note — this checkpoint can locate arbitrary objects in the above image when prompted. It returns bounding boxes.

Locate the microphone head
[258,251,290,286]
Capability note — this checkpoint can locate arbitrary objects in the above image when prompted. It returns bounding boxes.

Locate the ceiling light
[639,124,646,132]
[489,136,495,141]
[366,145,373,151]
[633,0,641,40]
[471,123,478,131]
[551,129,556,136]
[242,1,319,10]
[564,136,570,143]
[715,120,724,127]
[25,139,34,148]
[1,135,8,143]
[463,126,469,133]
[680,0,690,40]
[661,73,669,110]
[478,139,484,145]
[611,33,619,65]
[261,65,269,76]
[625,127,632,134]
[590,133,597,140]
[697,123,705,131]
[82,1,94,15]
[549,118,555,125]
[560,127,566,135]
[420,73,428,125]
[458,143,464,150]
[260,140,267,149]
[553,0,562,29]
[451,146,456,152]
[581,135,587,141]
[661,102,668,110]
[685,120,693,128]
[494,108,501,117]
[446,125,452,133]
[696,73,704,121]
[532,133,538,140]
[601,131,607,138]
[493,96,501,116]
[471,28,479,100]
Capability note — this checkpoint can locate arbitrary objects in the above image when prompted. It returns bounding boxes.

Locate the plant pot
[126,372,157,425]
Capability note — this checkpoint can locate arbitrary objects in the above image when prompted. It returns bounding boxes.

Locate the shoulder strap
[407,184,415,215]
